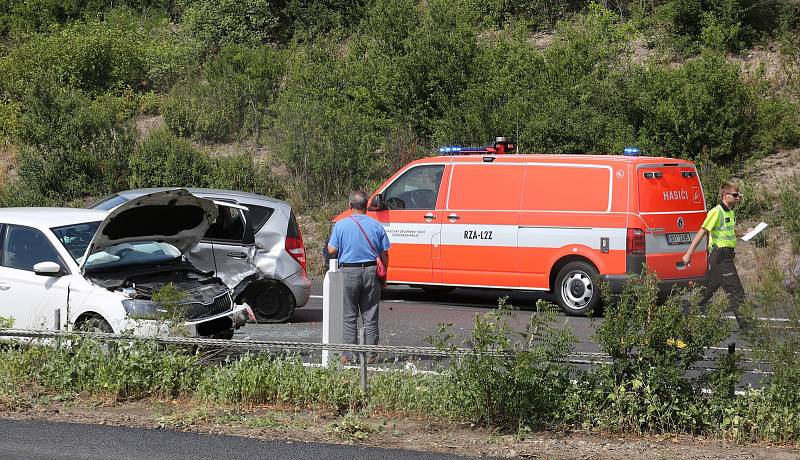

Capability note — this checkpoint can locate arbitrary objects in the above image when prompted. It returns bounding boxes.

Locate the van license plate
[667,232,691,245]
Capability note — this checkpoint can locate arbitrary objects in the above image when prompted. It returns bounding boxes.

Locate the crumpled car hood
[81,189,218,268]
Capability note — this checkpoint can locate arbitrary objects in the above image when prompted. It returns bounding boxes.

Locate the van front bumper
[601,274,708,296]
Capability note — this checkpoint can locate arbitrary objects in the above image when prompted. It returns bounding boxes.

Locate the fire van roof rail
[437,136,516,155]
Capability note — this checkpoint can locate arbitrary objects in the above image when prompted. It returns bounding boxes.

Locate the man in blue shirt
[327,190,391,363]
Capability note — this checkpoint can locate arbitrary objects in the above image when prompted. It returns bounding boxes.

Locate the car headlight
[121,299,168,320]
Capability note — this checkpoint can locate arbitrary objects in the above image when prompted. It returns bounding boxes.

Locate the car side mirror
[33,261,64,276]
[368,193,387,211]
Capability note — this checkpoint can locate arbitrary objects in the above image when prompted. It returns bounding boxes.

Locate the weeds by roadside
[1,275,799,444]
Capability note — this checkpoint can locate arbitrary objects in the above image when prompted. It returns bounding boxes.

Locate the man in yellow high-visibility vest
[682,182,752,332]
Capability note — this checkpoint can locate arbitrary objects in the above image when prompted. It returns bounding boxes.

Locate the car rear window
[246,204,274,232]
[91,194,130,211]
[287,211,301,238]
[638,165,705,213]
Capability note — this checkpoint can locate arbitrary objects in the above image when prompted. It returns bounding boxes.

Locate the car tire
[554,261,601,316]
[211,329,235,340]
[251,282,296,324]
[78,315,114,333]
[75,315,116,353]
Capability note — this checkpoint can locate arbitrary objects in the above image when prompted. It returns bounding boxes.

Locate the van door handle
[423,213,436,221]
[227,252,248,260]
[447,213,461,221]
[0,282,9,291]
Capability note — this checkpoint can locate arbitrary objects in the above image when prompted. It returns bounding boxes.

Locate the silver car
[91,189,311,323]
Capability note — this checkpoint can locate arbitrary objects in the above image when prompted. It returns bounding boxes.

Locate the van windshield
[638,165,705,213]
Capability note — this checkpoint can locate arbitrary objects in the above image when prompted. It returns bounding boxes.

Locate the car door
[440,162,524,288]
[188,203,256,287]
[0,224,71,330]
[368,164,446,285]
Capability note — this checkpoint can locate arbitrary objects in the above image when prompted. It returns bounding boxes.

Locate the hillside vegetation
[0,0,798,207]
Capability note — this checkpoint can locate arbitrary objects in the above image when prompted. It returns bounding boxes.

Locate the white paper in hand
[741,222,768,242]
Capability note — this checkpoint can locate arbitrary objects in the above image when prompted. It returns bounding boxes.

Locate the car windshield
[81,241,182,270]
[51,222,101,261]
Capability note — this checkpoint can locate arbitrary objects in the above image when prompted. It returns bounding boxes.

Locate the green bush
[728,264,800,442]
[203,154,254,191]
[278,0,370,43]
[435,5,634,152]
[162,45,286,142]
[162,79,243,142]
[180,0,280,51]
[566,272,734,433]
[0,1,183,41]
[0,9,201,97]
[779,177,800,253]
[12,89,136,203]
[0,99,22,145]
[625,51,756,162]
[430,299,575,428]
[128,127,211,188]
[0,12,149,97]
[658,0,789,52]
[194,353,362,411]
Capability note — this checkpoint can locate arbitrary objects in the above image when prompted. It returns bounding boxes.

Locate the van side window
[383,165,444,210]
[2,225,63,272]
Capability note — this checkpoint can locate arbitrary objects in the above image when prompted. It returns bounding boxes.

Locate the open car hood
[81,189,218,269]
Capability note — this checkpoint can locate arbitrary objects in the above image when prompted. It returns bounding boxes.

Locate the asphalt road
[234,281,753,354]
[0,419,484,460]
[232,281,772,388]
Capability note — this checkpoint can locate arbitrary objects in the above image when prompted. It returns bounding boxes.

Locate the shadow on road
[380,286,556,311]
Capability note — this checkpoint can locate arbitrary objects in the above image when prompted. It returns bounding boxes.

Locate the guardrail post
[728,342,736,397]
[322,259,344,366]
[359,328,368,394]
[53,308,61,349]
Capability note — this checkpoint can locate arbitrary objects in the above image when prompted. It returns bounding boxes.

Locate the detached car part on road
[0,189,251,337]
[91,188,311,323]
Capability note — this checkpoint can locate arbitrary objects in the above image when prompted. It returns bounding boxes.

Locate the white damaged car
[0,189,251,338]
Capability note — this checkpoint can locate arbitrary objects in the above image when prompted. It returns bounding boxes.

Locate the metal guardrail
[0,328,773,370]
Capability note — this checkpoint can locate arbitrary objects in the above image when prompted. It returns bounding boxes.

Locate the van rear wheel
[554,261,601,316]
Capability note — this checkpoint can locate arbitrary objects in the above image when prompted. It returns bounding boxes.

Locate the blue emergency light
[438,146,463,154]
[437,137,516,155]
[623,147,640,156]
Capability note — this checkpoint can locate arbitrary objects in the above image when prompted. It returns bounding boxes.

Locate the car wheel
[211,329,234,340]
[251,282,296,323]
[75,315,116,353]
[554,261,601,316]
[78,316,114,333]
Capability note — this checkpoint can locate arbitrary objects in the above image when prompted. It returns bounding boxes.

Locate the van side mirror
[368,193,387,211]
[33,261,64,276]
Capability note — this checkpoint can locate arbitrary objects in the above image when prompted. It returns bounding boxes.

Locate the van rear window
[638,165,705,213]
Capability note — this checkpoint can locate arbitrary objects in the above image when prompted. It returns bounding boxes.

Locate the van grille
[182,293,233,320]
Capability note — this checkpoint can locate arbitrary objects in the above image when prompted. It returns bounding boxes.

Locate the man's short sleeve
[701,206,720,232]
[328,222,341,250]
[379,227,391,253]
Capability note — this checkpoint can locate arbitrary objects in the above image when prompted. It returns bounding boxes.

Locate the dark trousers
[698,248,751,329]
[341,265,380,353]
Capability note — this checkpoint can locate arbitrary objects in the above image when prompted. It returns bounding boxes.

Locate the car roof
[0,208,108,228]
[412,154,694,166]
[114,188,290,208]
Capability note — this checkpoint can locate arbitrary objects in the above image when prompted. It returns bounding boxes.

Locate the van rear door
[635,162,707,281]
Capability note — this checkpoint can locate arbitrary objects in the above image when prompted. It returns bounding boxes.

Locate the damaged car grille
[181,293,233,320]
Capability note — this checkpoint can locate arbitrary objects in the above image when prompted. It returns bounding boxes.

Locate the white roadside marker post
[322,259,344,366]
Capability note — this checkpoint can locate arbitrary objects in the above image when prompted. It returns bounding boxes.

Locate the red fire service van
[334,138,708,316]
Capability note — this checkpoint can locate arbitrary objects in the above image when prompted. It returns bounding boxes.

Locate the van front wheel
[554,261,600,316]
